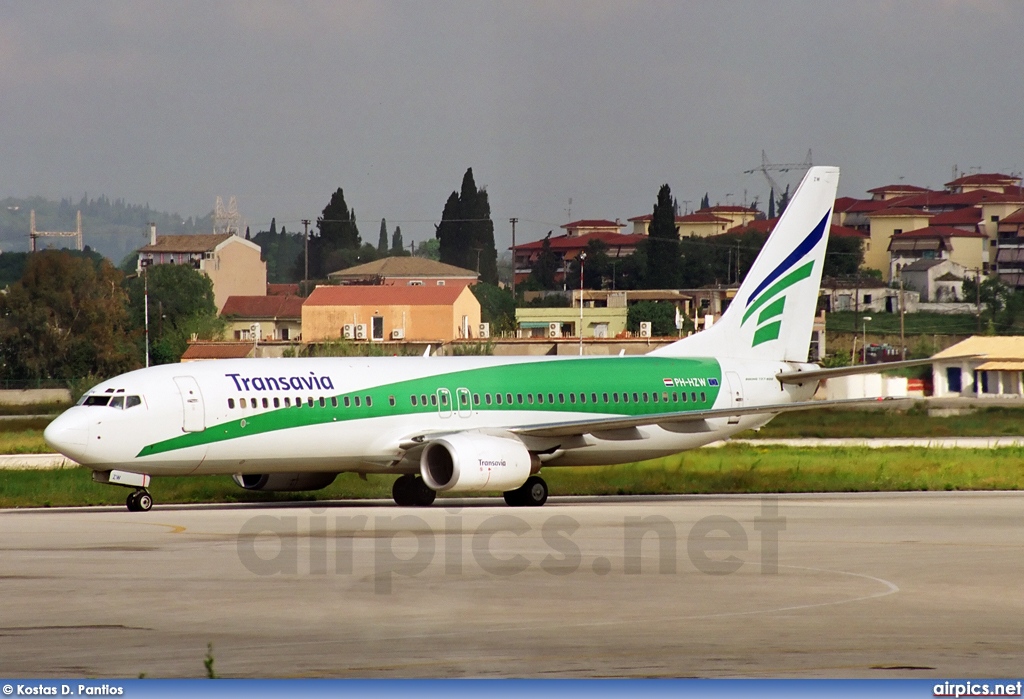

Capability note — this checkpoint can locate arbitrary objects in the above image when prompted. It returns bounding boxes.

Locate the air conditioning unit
[355,324,367,340]
[343,324,354,340]
[548,322,561,338]
[478,322,490,339]
[639,321,652,338]
[391,328,405,340]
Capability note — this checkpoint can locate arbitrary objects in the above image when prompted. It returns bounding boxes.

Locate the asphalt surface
[1,492,1022,678]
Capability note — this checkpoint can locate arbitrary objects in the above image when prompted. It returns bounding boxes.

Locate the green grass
[826,311,978,335]
[3,445,1024,508]
[743,407,1024,439]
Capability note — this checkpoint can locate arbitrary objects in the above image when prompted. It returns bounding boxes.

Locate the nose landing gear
[126,489,153,512]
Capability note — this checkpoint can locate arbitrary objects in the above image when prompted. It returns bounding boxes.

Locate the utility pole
[143,268,149,368]
[509,217,518,298]
[301,219,311,286]
[578,252,587,356]
[899,273,906,360]
[975,267,982,333]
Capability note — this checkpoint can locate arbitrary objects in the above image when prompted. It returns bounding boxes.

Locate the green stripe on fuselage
[137,357,723,457]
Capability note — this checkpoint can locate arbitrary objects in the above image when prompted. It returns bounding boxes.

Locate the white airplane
[45,166,893,512]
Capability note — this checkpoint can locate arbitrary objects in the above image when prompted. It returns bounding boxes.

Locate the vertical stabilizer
[651,166,839,362]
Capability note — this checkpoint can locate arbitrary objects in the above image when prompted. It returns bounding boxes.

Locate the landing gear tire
[126,489,152,512]
[503,476,548,507]
[392,474,436,507]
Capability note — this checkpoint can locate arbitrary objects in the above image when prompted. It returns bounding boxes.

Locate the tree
[776,184,791,217]
[700,193,710,209]
[823,235,864,278]
[646,184,680,289]
[377,218,389,254]
[565,238,611,290]
[303,188,360,279]
[124,264,221,364]
[0,250,139,382]
[470,282,516,334]
[435,168,498,284]
[768,187,776,219]
[252,223,304,283]
[414,238,440,260]
[391,225,407,256]
[627,300,679,336]
[527,232,558,290]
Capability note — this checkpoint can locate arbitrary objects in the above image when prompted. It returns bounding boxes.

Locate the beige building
[888,227,988,280]
[865,208,933,279]
[302,284,482,342]
[221,295,303,341]
[931,336,1024,398]
[138,229,267,312]
[515,306,629,339]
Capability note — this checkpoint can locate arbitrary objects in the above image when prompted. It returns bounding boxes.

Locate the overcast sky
[2,1,1022,251]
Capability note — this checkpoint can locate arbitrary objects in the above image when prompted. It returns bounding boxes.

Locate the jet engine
[420,433,533,492]
[232,472,338,491]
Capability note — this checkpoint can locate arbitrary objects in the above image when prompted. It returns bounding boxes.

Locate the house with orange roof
[221,294,304,342]
[301,284,482,343]
[888,226,987,281]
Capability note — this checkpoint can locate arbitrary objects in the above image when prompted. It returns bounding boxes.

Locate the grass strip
[2,445,1023,509]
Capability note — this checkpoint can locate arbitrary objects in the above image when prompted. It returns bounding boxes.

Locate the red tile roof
[304,284,467,307]
[514,231,645,252]
[843,199,891,214]
[221,295,303,319]
[866,184,933,195]
[945,173,1021,188]
[181,342,254,360]
[560,219,623,230]
[865,207,933,218]
[698,205,759,214]
[889,190,994,208]
[892,225,987,239]
[833,197,864,213]
[928,208,982,226]
[267,283,299,296]
[677,212,732,224]
[724,219,867,239]
[1000,207,1024,225]
[626,214,691,223]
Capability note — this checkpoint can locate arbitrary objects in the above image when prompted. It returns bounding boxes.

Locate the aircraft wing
[775,355,980,385]
[509,396,895,439]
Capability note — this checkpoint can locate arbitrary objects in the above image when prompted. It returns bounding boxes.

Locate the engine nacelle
[420,433,532,492]
[232,472,338,492]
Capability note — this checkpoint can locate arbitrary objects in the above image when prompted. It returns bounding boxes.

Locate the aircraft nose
[44,411,89,457]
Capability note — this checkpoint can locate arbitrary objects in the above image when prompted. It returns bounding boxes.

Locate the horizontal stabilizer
[776,355,980,385]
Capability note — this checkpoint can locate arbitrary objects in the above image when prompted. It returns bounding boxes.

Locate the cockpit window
[83,395,110,407]
[83,394,142,409]
[125,396,142,409]
[109,396,125,409]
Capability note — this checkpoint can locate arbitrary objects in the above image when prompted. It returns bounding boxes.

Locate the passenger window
[663,392,669,402]
[495,393,502,405]
[285,397,291,407]
[485,394,492,405]
[274,397,281,408]
[228,398,235,409]
[411,395,418,406]
[389,396,396,407]
[633,392,639,403]
[109,396,125,409]
[537,393,544,404]
[517,394,524,404]
[506,393,513,404]
[344,396,350,408]
[700,392,706,403]
[527,393,534,404]
[319,397,326,408]
[623,393,629,404]
[548,393,554,404]
[673,392,678,402]
[691,392,697,402]
[681,392,687,402]
[366,396,372,407]
[354,396,360,407]
[569,393,576,404]
[331,397,338,408]
[473,394,480,405]
[612,393,618,403]
[579,393,586,403]
[240,398,247,409]
[603,393,609,403]
[421,394,427,405]
[592,393,598,403]
[652,392,659,403]
[263,398,270,408]
[296,396,302,407]
[643,392,649,402]
[430,394,437,406]
[308,397,314,407]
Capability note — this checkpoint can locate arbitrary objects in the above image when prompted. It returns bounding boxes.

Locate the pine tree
[377,218,388,254]
[435,168,498,284]
[304,188,360,279]
[646,184,680,289]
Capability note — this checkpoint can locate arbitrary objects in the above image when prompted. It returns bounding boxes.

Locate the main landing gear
[392,474,437,507]
[503,476,548,507]
[126,489,153,512]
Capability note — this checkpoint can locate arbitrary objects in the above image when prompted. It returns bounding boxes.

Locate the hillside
[0,195,213,265]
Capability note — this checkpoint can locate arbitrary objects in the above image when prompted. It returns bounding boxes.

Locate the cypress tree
[435,168,498,284]
[646,184,680,289]
[391,226,405,255]
[378,218,388,254]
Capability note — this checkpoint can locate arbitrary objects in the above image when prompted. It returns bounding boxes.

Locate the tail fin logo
[739,210,831,347]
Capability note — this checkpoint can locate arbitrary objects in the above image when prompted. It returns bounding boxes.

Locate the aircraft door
[436,388,453,418]
[725,371,743,425]
[173,376,206,432]
[456,387,472,418]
